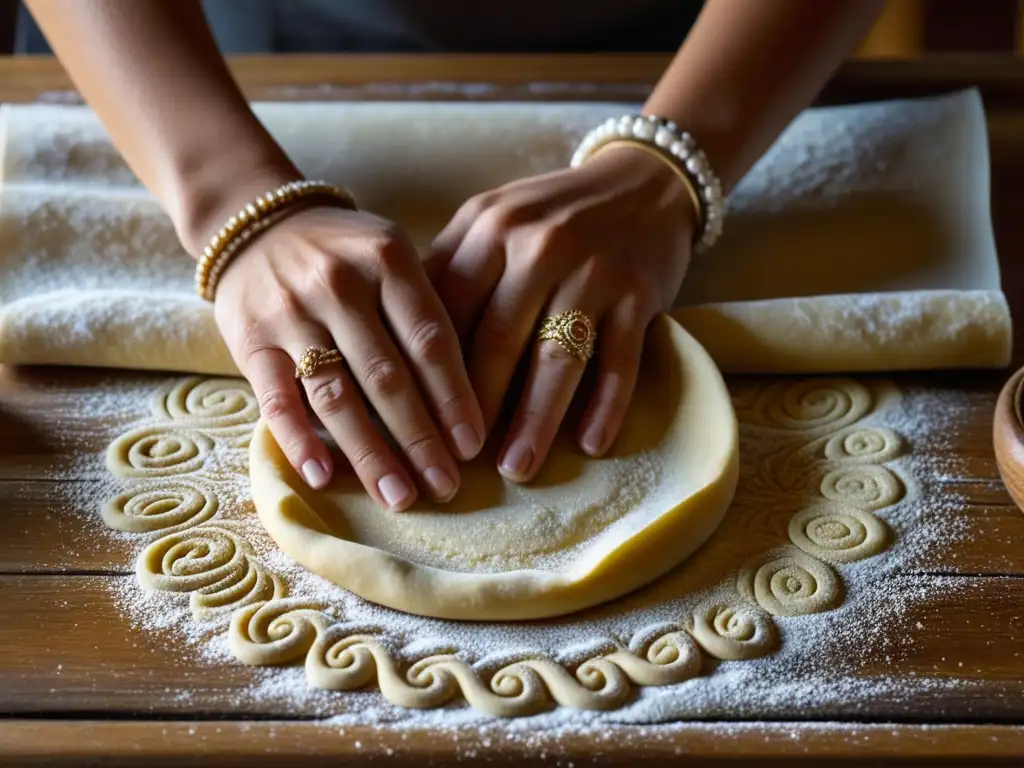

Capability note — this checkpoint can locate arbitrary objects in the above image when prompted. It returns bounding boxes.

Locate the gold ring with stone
[537,309,596,361]
[295,346,343,379]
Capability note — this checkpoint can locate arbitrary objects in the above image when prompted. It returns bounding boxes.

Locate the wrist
[588,142,700,239]
[166,142,304,257]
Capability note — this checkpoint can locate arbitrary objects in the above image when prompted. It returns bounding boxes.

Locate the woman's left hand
[427,144,699,482]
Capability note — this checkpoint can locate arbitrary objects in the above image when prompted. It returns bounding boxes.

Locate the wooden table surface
[3,54,1024,766]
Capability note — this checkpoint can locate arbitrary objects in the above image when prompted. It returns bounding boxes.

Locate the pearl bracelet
[194,179,357,302]
[570,115,725,251]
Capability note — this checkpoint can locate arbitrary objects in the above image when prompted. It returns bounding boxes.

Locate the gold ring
[295,346,343,379]
[537,310,596,361]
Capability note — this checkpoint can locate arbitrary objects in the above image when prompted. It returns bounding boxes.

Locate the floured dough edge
[0,287,1011,376]
[249,315,740,621]
[673,288,1012,373]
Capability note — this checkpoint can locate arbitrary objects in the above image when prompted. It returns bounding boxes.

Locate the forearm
[25,0,298,254]
[645,0,886,191]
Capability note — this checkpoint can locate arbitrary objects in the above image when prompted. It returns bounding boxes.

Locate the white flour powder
[43,375,998,735]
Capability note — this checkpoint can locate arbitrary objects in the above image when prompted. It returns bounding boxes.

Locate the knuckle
[435,389,473,416]
[311,256,359,298]
[268,288,305,321]
[308,376,350,417]
[631,281,664,313]
[258,387,295,422]
[360,355,405,396]
[347,441,389,472]
[406,319,454,364]
[398,430,440,458]
[478,203,520,236]
[463,192,495,220]
[237,332,278,370]
[370,227,414,273]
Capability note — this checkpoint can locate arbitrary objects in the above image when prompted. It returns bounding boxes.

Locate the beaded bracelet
[570,115,725,252]
[194,179,357,301]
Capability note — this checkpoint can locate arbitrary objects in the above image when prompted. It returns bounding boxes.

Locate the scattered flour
[49,375,998,736]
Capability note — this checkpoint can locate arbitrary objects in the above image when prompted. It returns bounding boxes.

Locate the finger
[578,295,652,457]
[243,345,335,491]
[380,263,486,462]
[433,214,508,341]
[427,191,494,269]
[498,286,602,483]
[466,258,553,436]
[328,308,462,504]
[285,328,420,512]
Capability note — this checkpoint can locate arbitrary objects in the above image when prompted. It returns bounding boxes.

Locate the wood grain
[0,54,1022,107]
[2,575,1023,721]
[3,721,1024,768]
[2,54,1024,761]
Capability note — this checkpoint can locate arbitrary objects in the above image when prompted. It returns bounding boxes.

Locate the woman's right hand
[212,204,486,511]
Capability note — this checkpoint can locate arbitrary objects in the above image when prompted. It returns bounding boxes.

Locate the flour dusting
[41,374,991,736]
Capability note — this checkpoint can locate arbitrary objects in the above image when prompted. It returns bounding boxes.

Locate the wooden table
[2,55,1024,766]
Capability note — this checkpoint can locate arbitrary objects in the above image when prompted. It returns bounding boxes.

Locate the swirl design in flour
[152,377,259,448]
[106,425,213,478]
[689,603,778,660]
[136,524,284,619]
[824,426,903,463]
[102,483,218,536]
[820,464,903,511]
[788,506,889,563]
[747,378,872,433]
[229,600,702,716]
[738,549,842,617]
[97,374,910,716]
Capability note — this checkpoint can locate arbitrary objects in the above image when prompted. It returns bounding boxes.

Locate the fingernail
[451,422,482,460]
[301,459,330,489]
[378,473,414,510]
[424,466,457,502]
[581,425,606,456]
[499,438,534,480]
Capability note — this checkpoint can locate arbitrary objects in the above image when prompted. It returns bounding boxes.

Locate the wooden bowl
[994,365,1024,511]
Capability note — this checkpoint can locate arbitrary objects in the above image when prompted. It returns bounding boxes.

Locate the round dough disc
[249,315,738,620]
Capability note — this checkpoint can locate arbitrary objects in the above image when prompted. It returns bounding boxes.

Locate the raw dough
[738,548,844,617]
[0,90,1011,375]
[788,506,889,564]
[102,482,218,536]
[96,373,909,714]
[249,315,740,620]
[689,603,778,661]
[136,522,285,620]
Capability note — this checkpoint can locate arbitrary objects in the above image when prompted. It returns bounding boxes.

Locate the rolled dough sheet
[249,314,739,621]
[0,89,1011,374]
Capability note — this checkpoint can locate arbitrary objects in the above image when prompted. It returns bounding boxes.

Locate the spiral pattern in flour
[738,550,842,617]
[824,426,903,464]
[230,599,329,666]
[106,425,212,478]
[224,602,709,716]
[606,630,702,687]
[689,603,778,660]
[136,525,283,618]
[820,464,903,511]
[101,483,217,535]
[749,378,872,432]
[788,506,889,563]
[152,377,259,448]
[154,376,259,426]
[312,633,404,692]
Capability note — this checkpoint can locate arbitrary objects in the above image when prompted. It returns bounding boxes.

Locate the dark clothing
[17,1,703,55]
